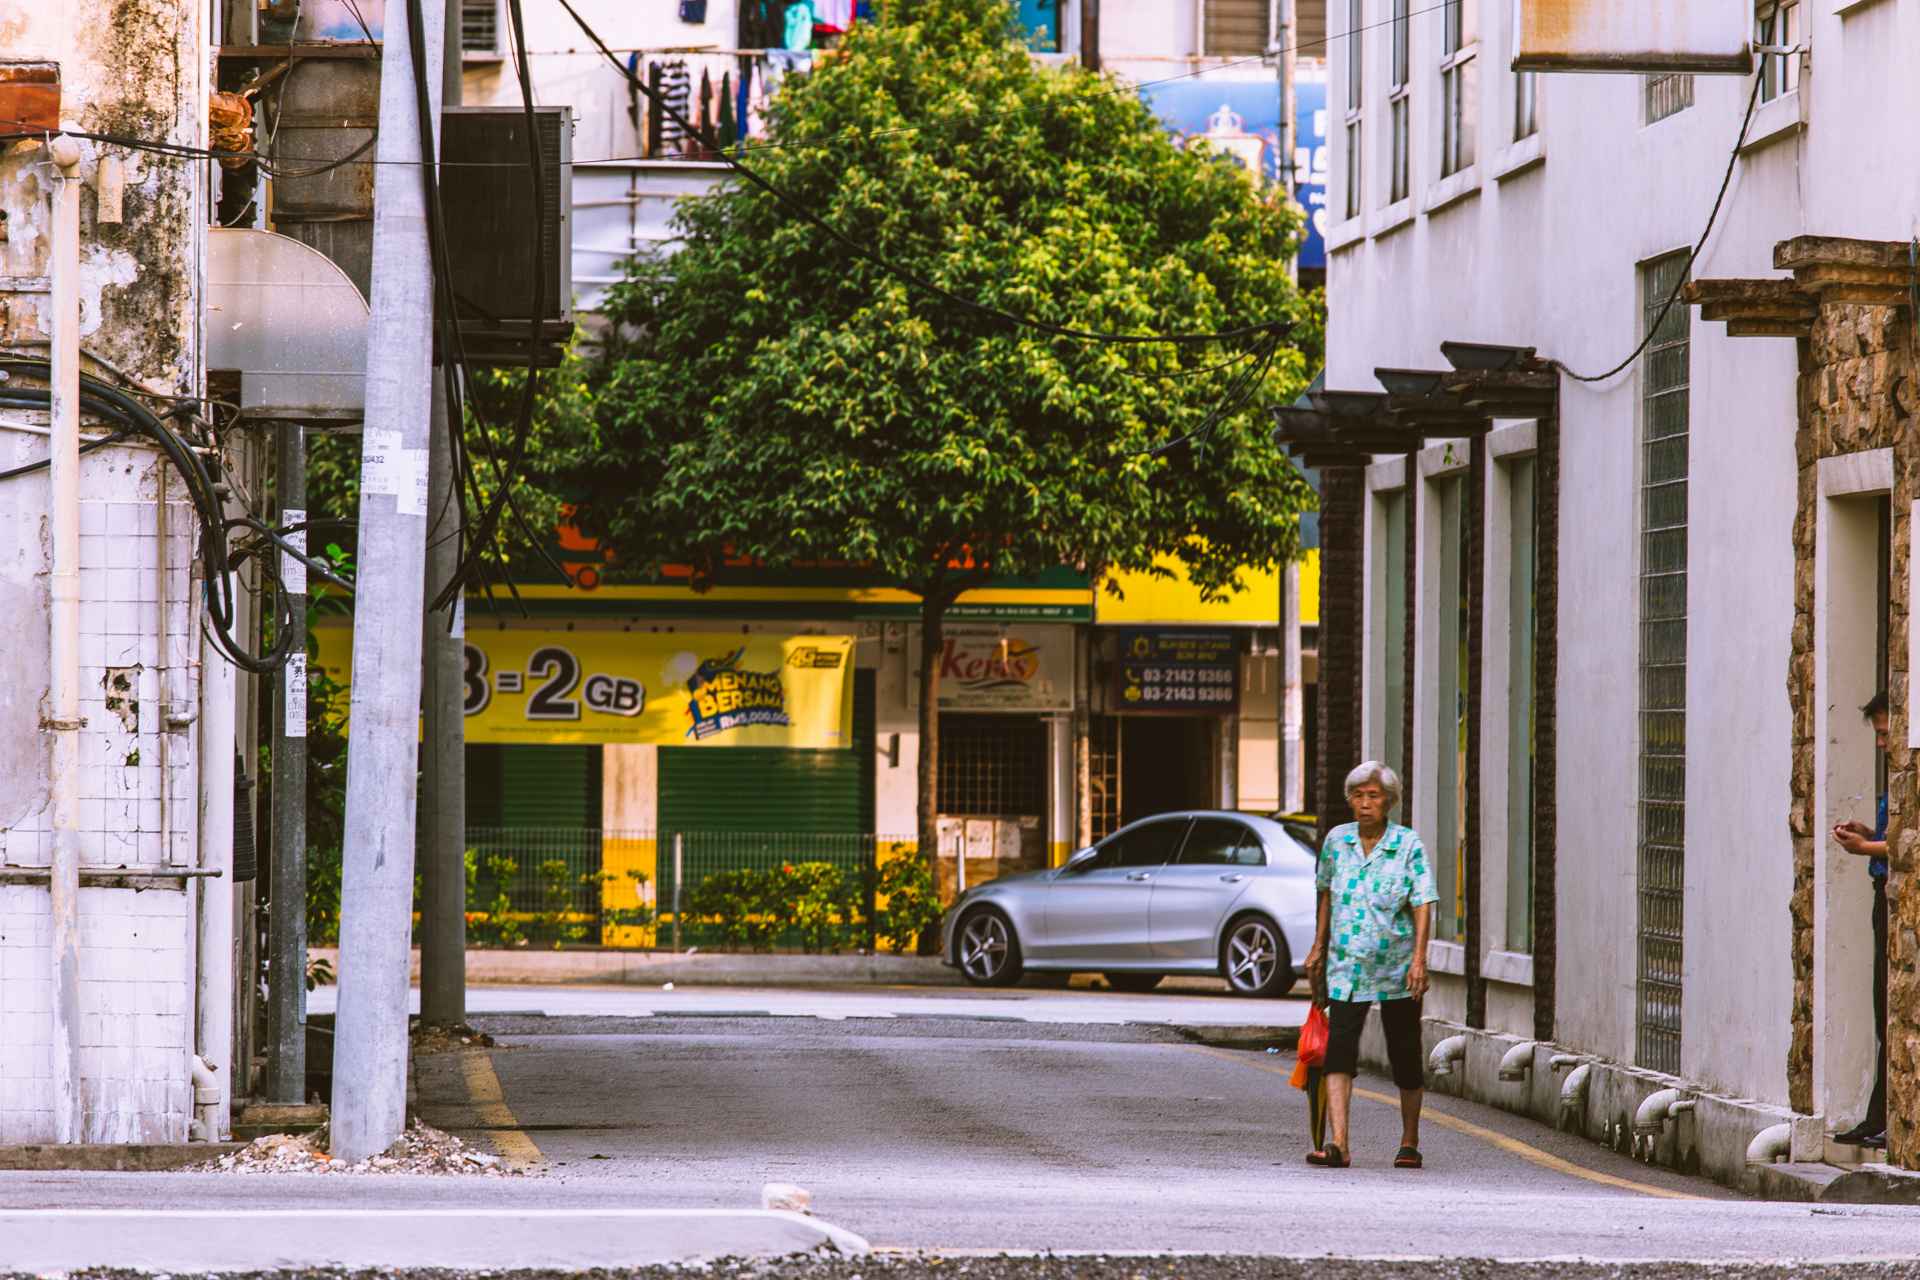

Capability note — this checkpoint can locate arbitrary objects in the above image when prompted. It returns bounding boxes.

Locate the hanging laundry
[783,0,814,49]
[812,0,852,32]
[764,48,812,95]
[657,59,692,157]
[717,71,737,149]
[746,56,772,137]
[735,55,755,140]
[696,68,714,157]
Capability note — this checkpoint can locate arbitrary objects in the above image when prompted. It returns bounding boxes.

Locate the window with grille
[1637,252,1690,1076]
[1439,0,1476,176]
[1344,0,1364,219]
[937,716,1050,818]
[1388,0,1410,203]
[1089,715,1122,842]
[1205,0,1272,57]
[1645,73,1693,124]
[461,0,498,52]
[1757,1,1799,102]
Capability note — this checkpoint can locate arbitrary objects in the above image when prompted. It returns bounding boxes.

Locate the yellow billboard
[311,628,854,748]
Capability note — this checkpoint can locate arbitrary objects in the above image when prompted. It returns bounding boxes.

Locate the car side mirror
[1061,847,1096,873]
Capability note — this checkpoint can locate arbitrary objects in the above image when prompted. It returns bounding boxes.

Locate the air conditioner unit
[438,104,573,367]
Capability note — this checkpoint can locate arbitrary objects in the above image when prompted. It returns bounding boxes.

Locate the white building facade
[1318,0,1920,1174]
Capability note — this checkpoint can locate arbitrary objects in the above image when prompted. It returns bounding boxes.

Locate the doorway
[1119,715,1217,826]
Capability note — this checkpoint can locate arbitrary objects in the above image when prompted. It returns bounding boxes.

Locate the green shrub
[680,861,872,953]
[873,855,943,954]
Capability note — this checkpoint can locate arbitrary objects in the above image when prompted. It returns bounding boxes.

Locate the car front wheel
[957,907,1024,987]
[1221,915,1294,997]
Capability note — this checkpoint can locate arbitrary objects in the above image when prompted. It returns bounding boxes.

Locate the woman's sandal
[1394,1146,1423,1168]
[1306,1143,1349,1167]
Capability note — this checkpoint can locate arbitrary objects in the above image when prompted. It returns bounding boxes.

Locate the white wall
[1321,0,1895,1104]
[0,0,209,1141]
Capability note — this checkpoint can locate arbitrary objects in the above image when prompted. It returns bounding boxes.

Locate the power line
[553,0,1292,347]
[0,2,1443,172]
[1553,70,1764,385]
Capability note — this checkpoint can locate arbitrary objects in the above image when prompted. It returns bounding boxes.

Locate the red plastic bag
[1290,1004,1329,1088]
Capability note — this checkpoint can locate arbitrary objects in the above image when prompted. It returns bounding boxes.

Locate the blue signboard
[1293,76,1328,270]
[1140,75,1327,271]
[1116,629,1240,715]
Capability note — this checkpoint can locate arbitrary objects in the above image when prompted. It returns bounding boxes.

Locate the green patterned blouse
[1315,822,1439,1003]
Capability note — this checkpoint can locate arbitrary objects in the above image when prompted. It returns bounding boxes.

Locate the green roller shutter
[465,744,602,828]
[659,670,874,833]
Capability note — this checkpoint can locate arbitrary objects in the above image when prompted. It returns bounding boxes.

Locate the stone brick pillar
[1315,465,1366,844]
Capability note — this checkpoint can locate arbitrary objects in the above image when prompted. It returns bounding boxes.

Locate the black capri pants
[1322,995,1425,1091]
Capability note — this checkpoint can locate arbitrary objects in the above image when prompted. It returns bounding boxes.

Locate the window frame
[1388,0,1411,203]
[1345,0,1365,219]
[1756,0,1800,103]
[1439,0,1477,177]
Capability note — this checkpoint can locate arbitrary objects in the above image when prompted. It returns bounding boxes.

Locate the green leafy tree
[555,0,1321,861]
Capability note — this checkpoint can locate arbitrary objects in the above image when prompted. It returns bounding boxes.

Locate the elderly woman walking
[1304,760,1437,1169]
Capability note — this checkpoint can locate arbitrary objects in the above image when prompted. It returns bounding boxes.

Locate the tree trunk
[916,593,944,890]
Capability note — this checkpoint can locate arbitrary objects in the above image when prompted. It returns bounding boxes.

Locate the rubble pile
[190,1119,516,1176]
[411,1021,498,1055]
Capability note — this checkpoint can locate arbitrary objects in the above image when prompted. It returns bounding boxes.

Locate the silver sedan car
[940,810,1318,996]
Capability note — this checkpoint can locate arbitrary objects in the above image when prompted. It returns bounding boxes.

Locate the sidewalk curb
[0,1144,246,1172]
[0,1208,870,1270]
[311,947,961,987]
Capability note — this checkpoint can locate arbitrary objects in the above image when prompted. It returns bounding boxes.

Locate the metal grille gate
[1637,253,1690,1074]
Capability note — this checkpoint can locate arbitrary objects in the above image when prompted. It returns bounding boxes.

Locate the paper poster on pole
[310,628,854,747]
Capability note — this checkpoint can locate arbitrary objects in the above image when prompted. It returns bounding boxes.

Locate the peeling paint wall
[0,0,209,1143]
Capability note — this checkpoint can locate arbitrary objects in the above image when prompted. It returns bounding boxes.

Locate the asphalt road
[5,986,1916,1259]
[306,976,1313,1029]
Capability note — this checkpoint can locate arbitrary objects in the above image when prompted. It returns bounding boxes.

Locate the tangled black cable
[553,0,1291,349]
[0,356,352,674]
[1553,69,1765,385]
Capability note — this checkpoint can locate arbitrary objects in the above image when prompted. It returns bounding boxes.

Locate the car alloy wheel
[1224,916,1289,996]
[958,909,1022,986]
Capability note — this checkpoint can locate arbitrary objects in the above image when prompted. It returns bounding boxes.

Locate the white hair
[1344,760,1402,810]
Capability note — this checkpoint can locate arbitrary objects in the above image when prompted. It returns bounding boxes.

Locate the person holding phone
[1831,691,1890,1149]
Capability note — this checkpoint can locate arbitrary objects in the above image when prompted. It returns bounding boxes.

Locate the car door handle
[1126,871,1153,881]
[1218,873,1245,883]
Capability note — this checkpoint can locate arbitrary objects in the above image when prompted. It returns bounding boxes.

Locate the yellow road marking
[460,1050,545,1170]
[1179,1043,1704,1200]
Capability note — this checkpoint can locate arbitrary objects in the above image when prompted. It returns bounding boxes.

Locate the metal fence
[462,827,916,949]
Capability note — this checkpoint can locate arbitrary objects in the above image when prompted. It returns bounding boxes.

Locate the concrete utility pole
[419,377,466,1028]
[419,0,467,1030]
[266,423,307,1102]
[46,132,85,1144]
[333,0,444,1164]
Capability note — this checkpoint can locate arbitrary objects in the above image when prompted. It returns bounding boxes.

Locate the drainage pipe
[1556,1061,1591,1119]
[195,618,236,1139]
[1633,1087,1692,1135]
[1746,1122,1793,1164]
[1497,1040,1538,1081]
[1428,1034,1468,1077]
[46,133,85,1145]
[189,1054,223,1143]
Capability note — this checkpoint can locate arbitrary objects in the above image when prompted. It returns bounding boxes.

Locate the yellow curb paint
[1178,1044,1704,1200]
[460,1050,545,1170]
